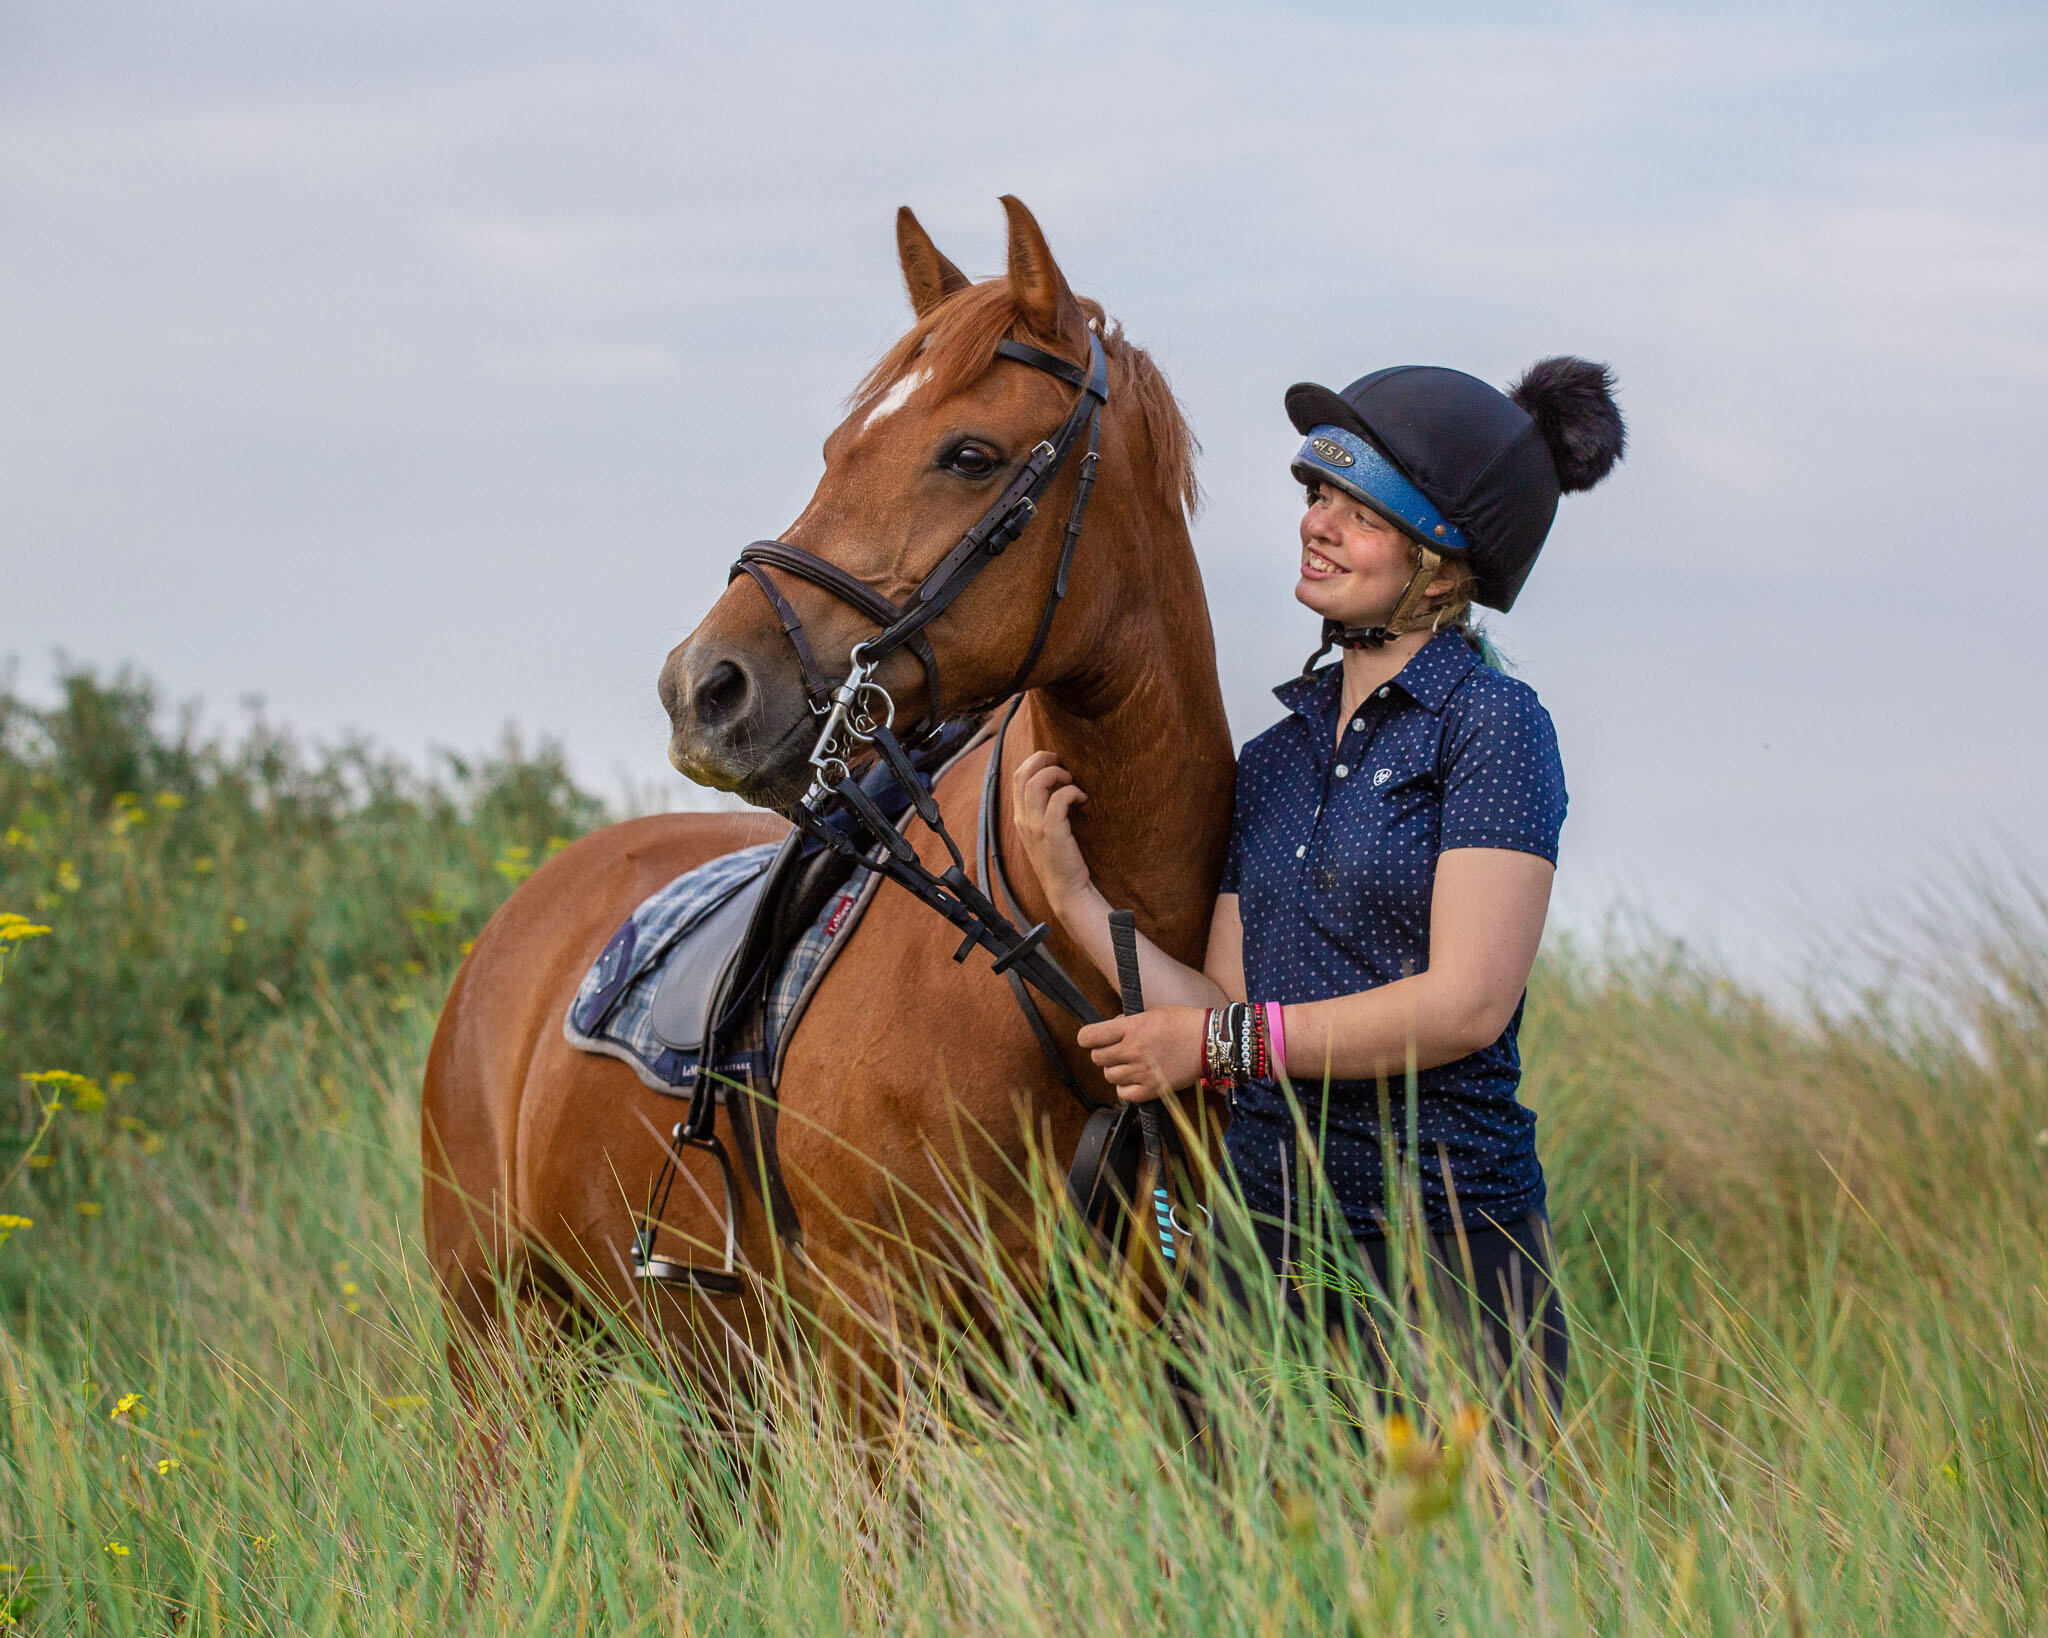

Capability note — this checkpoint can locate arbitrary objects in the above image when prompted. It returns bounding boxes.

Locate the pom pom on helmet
[1509,356,1626,494]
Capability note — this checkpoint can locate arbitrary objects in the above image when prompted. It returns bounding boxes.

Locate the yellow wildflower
[55,861,80,893]
[109,1071,134,1089]
[104,1541,128,1557]
[25,1156,51,1171]
[24,1070,89,1091]
[155,1458,180,1476]
[0,915,50,943]
[154,791,184,810]
[75,1202,101,1218]
[111,1393,146,1421]
[0,1215,31,1232]
[492,845,535,884]
[229,915,247,934]
[192,857,215,875]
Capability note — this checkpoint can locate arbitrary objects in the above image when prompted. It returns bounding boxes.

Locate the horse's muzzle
[659,637,815,809]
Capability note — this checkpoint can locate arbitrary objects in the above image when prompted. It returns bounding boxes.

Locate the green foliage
[0,662,602,1098]
[0,662,2043,1632]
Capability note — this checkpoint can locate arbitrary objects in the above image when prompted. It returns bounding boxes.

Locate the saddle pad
[562,841,877,1095]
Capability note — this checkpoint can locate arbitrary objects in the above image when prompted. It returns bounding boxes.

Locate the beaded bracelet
[1261,1000,1287,1080]
[1200,1002,1277,1094]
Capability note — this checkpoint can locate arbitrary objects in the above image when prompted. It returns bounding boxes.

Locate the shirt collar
[1272,630,1480,720]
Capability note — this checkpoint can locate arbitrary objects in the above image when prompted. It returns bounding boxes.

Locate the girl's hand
[1012,749,1094,913]
[1075,1005,1205,1102]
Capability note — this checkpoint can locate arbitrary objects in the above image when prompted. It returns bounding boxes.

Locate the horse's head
[661,196,1194,811]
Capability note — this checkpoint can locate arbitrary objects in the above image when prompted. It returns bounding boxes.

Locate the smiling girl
[1014,357,1624,1411]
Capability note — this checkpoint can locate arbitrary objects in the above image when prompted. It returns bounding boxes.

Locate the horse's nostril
[693,658,751,729]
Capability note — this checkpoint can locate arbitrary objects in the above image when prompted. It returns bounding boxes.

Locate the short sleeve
[1217,777,1246,894]
[1436,679,1567,862]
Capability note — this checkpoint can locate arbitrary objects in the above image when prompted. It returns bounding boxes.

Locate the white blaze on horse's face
[859,368,929,435]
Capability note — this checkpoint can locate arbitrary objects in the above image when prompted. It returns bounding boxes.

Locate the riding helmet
[1286,357,1626,611]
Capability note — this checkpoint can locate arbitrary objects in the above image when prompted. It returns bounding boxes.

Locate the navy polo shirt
[1218,630,1567,1236]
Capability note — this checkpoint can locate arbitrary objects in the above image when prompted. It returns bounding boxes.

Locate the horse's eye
[946,443,999,479]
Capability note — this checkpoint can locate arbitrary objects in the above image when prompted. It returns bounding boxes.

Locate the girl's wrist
[1050,878,1105,931]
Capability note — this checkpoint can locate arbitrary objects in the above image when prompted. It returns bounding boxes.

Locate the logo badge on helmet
[1309,436,1354,467]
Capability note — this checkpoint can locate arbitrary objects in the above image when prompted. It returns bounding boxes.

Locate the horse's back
[421,808,785,1320]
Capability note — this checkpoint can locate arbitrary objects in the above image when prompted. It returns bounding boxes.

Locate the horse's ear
[1000,195,1081,340]
[897,206,970,319]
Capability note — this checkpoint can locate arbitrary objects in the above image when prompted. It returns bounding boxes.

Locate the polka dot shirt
[1217,629,1567,1236]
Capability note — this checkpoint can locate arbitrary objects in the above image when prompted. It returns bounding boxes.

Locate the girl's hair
[1390,547,1477,640]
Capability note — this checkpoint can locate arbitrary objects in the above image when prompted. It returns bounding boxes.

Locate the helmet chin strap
[1301,549,1441,676]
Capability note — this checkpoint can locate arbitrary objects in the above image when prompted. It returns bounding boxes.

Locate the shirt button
[1351,718,1364,733]
[1377,687,1390,698]
[1294,845,1306,859]
[1334,764,1349,778]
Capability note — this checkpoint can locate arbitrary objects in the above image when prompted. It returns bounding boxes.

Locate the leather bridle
[720,328,1113,1039]
[730,330,1108,740]
[691,324,1193,1275]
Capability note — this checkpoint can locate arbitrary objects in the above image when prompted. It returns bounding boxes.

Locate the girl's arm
[1012,749,1238,1008]
[1273,847,1552,1084]
[1082,848,1551,1099]
[1013,750,1552,1100]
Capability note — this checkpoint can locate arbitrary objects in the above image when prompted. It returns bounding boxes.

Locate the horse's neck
[1019,535,1234,971]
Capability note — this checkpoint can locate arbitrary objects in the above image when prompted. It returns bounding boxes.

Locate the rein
[733,328,1114,1034]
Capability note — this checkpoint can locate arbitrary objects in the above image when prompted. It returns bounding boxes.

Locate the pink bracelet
[1262,1001,1287,1080]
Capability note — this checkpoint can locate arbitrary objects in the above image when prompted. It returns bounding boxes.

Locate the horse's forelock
[851,282,1200,525]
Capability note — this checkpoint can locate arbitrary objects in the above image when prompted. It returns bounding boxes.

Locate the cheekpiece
[1290,425,1470,556]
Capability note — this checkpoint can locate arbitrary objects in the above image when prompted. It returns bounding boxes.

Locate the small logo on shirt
[1372,767,1394,787]
[1309,436,1354,467]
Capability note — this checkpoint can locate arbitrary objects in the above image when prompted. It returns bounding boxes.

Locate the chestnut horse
[421,197,1234,1398]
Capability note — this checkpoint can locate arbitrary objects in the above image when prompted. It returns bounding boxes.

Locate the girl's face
[1295,482,1424,626]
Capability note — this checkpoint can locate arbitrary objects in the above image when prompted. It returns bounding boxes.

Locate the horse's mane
[853,281,1201,525]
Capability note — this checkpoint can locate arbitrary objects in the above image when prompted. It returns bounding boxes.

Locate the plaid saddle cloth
[561,840,877,1096]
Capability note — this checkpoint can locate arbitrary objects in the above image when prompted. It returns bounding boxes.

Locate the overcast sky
[4,1,2044,983]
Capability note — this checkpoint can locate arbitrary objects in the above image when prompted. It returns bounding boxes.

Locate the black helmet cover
[1285,358,1624,611]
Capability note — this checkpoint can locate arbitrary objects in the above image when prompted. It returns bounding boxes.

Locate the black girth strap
[732,329,1109,736]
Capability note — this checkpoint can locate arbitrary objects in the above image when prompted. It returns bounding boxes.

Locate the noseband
[730,329,1108,742]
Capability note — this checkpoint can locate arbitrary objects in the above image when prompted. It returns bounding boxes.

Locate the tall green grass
[1,665,2043,1633]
